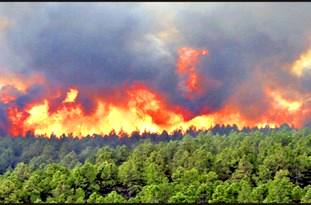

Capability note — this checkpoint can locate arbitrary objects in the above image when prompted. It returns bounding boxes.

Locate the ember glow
[0,3,311,137]
[176,47,209,97]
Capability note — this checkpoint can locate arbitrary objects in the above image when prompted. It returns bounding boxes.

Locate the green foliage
[135,183,171,203]
[263,170,295,203]
[210,181,240,203]
[102,191,125,203]
[0,129,310,203]
[302,185,311,203]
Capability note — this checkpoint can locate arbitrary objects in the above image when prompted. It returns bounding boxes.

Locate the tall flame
[5,85,308,138]
[0,47,311,138]
[176,47,209,98]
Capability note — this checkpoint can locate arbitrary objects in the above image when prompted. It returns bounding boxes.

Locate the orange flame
[1,47,311,138]
[10,86,185,137]
[291,49,311,77]
[177,47,209,98]
[0,72,45,93]
[5,85,308,138]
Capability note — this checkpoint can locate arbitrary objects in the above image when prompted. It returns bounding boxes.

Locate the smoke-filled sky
[1,3,311,137]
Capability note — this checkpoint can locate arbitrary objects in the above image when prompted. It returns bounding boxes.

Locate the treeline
[0,124,293,174]
[0,127,310,202]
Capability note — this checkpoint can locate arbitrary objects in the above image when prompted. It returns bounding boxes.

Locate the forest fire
[0,81,309,138]
[1,4,311,204]
[176,47,209,98]
[0,45,311,138]
[291,49,311,77]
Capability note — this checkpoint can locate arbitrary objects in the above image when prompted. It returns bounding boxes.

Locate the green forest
[0,127,310,203]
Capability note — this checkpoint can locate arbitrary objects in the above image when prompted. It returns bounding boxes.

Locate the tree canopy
[0,127,310,203]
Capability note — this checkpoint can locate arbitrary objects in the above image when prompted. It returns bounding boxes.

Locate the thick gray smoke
[0,2,311,124]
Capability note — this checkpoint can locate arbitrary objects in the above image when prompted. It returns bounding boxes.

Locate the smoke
[0,2,311,134]
[170,3,311,119]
